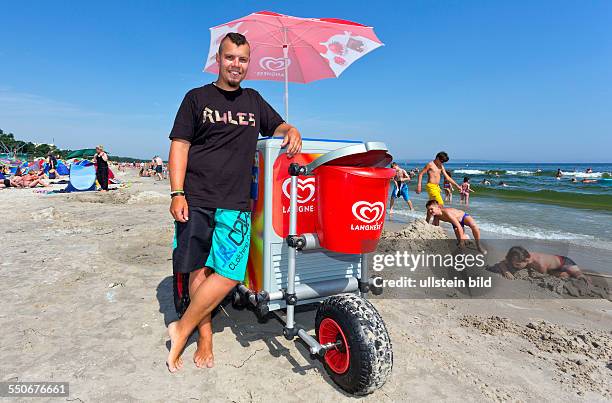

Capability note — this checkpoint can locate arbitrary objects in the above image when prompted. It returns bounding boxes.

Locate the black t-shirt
[169,83,284,211]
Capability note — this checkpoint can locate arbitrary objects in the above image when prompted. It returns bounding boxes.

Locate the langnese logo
[282,177,315,203]
[351,201,384,231]
[259,56,291,71]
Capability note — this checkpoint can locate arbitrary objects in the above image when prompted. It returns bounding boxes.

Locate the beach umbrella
[204,11,384,121]
[66,148,97,159]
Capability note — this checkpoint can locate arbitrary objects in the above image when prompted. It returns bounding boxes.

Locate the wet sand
[1,168,610,401]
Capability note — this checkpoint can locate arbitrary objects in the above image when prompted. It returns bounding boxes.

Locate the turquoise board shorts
[173,207,251,282]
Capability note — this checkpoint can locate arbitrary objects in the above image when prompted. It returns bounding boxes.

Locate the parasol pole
[282,27,289,122]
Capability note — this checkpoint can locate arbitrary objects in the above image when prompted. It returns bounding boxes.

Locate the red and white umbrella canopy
[204,11,384,84]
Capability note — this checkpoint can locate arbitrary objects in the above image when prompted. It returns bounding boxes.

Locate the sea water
[390,162,612,273]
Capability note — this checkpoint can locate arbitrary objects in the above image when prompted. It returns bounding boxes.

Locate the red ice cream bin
[314,165,396,254]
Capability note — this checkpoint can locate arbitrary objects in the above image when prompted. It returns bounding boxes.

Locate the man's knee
[189,267,213,289]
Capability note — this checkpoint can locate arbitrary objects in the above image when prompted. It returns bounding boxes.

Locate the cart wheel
[315,293,393,395]
[231,288,247,310]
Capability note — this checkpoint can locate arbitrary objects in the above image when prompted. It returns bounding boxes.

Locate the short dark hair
[218,32,249,55]
[435,151,449,163]
[463,176,469,182]
[506,246,530,262]
[391,162,398,167]
[425,200,439,209]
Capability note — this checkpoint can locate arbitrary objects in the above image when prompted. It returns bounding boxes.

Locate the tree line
[0,129,142,162]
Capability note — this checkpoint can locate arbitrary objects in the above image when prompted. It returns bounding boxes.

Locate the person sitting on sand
[425,200,487,254]
[416,151,461,223]
[497,246,588,282]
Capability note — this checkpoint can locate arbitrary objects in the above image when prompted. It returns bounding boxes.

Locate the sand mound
[31,207,60,221]
[513,270,610,300]
[487,264,611,299]
[68,191,131,204]
[460,315,612,397]
[127,191,167,205]
[104,227,174,266]
[382,219,447,240]
[379,219,453,255]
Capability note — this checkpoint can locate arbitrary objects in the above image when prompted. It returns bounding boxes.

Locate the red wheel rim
[319,318,350,374]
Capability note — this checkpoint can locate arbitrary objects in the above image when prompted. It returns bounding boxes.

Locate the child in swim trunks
[389,162,414,214]
[497,246,588,281]
[426,200,487,254]
[417,152,461,223]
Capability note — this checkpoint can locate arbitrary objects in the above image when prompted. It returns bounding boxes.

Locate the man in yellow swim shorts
[416,151,461,223]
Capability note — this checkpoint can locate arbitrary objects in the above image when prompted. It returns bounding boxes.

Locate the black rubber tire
[231,288,247,310]
[315,293,393,395]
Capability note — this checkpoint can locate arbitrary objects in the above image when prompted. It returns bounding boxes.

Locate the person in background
[416,151,460,223]
[389,162,414,215]
[47,152,59,179]
[154,155,164,181]
[92,145,109,192]
[443,172,453,204]
[459,176,475,207]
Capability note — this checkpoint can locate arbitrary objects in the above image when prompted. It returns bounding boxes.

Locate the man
[153,155,164,181]
[166,32,302,373]
[425,200,486,254]
[416,151,460,223]
[389,162,413,215]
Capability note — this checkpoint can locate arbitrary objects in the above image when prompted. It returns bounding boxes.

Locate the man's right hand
[170,196,189,222]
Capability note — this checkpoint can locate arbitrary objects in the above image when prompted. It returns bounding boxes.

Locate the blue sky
[1,0,610,162]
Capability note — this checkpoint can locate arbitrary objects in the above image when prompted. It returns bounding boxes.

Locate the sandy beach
[1,168,611,402]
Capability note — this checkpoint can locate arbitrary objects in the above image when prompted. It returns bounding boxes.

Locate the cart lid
[305,142,392,174]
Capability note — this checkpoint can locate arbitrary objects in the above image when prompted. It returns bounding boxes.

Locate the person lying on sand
[426,200,487,254]
[498,246,589,282]
[1,178,20,189]
[19,172,51,188]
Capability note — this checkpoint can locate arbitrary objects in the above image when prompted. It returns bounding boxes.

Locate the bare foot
[166,322,185,373]
[193,335,214,368]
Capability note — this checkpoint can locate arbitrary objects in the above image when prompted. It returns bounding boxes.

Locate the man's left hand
[281,127,302,157]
